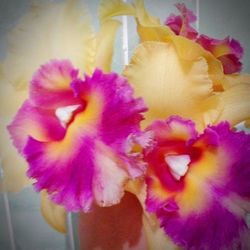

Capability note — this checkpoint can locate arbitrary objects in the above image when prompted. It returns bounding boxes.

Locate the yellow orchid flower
[99,0,250,131]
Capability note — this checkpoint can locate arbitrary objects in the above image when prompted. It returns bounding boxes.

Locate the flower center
[55,104,81,127]
[165,154,190,181]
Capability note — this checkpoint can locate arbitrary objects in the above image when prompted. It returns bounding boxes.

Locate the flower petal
[99,0,174,42]
[123,41,217,128]
[30,59,80,109]
[8,100,65,154]
[165,3,198,40]
[1,0,93,89]
[0,80,30,192]
[0,122,31,192]
[215,83,250,126]
[40,190,66,233]
[94,20,121,73]
[99,0,136,23]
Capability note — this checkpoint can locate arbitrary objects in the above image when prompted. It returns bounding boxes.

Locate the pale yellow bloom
[99,0,250,130]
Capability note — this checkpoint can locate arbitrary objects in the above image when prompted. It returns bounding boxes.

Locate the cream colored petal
[143,213,180,250]
[134,0,174,41]
[0,121,31,192]
[0,82,27,118]
[94,20,121,73]
[167,36,224,90]
[1,0,93,89]
[40,190,67,234]
[221,74,250,90]
[215,83,250,126]
[0,83,30,192]
[123,41,218,129]
[99,0,135,23]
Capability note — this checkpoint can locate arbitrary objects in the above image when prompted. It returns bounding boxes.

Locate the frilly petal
[30,59,81,109]
[8,100,66,154]
[40,190,66,233]
[168,36,224,90]
[165,3,198,40]
[123,41,218,129]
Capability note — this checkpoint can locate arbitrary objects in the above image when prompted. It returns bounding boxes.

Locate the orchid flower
[144,116,250,249]
[8,59,146,211]
[99,0,250,130]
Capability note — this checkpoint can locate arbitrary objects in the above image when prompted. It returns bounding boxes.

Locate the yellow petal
[215,83,250,126]
[142,213,179,250]
[99,0,135,23]
[0,121,31,192]
[0,81,27,118]
[167,36,224,90]
[123,41,218,129]
[0,83,30,192]
[99,0,173,42]
[40,190,67,234]
[1,0,93,89]
[94,20,121,73]
[221,73,250,90]
[133,0,174,41]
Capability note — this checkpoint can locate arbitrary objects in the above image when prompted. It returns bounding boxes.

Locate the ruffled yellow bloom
[99,0,250,130]
[0,0,122,233]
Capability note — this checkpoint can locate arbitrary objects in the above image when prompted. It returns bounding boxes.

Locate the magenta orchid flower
[8,59,147,212]
[165,3,243,74]
[144,116,250,250]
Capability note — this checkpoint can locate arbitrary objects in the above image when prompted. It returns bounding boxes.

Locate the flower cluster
[1,0,250,249]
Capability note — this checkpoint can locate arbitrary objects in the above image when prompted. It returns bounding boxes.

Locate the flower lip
[55,104,82,128]
[165,154,190,181]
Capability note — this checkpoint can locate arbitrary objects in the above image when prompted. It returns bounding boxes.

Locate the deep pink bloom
[8,60,147,211]
[144,116,250,249]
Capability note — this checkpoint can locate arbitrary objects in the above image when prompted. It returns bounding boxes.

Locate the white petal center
[165,154,191,181]
[55,105,80,127]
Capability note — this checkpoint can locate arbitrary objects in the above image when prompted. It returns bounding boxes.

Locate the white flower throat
[55,104,80,127]
[165,154,191,181]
